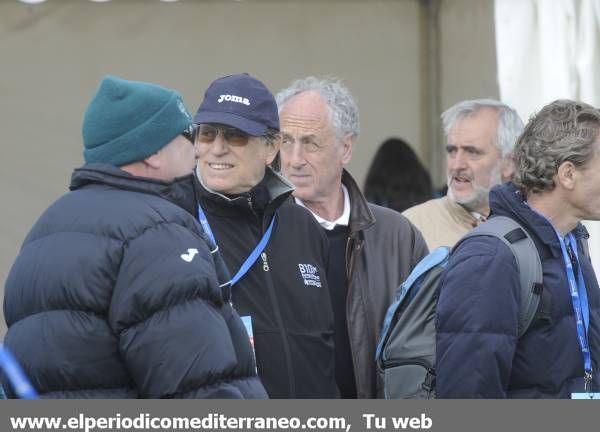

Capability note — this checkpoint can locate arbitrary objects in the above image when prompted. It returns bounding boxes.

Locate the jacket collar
[342,169,376,233]
[443,196,481,228]
[296,185,351,230]
[196,167,294,217]
[70,163,199,217]
[489,182,589,257]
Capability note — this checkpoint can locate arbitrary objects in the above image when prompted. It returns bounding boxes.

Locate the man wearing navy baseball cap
[193,73,338,398]
[2,75,267,399]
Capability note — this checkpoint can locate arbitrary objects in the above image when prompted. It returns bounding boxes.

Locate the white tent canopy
[495,0,600,274]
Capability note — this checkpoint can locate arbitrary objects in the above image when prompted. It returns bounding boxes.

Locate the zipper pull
[261,252,269,272]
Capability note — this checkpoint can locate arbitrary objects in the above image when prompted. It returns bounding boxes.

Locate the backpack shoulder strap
[579,235,590,259]
[397,246,452,301]
[455,216,543,337]
[376,246,451,361]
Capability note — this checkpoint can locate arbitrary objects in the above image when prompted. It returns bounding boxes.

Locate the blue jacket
[436,182,600,398]
[2,164,267,399]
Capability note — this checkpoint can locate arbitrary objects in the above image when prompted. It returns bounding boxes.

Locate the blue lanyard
[198,204,276,287]
[0,345,38,399]
[524,201,594,392]
[557,232,593,392]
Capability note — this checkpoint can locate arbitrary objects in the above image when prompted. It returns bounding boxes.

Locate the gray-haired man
[403,99,524,250]
[276,77,428,398]
[436,99,600,398]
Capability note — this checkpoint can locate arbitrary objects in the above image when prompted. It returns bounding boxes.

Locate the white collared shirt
[295,186,351,231]
[470,211,487,224]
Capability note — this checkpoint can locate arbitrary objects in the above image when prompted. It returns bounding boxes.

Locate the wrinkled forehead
[279,91,332,136]
[448,108,499,150]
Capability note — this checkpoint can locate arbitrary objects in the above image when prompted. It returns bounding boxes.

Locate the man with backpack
[436,100,600,398]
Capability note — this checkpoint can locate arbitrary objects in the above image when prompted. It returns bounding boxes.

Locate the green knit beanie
[82,75,193,166]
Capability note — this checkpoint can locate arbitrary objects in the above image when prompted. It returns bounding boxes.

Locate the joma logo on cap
[217,94,250,106]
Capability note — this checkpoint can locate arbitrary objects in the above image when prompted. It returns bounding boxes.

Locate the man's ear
[265,134,281,165]
[556,160,577,190]
[340,133,354,166]
[144,151,162,170]
[500,154,515,182]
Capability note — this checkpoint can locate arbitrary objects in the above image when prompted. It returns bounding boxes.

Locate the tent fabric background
[495,0,600,275]
[0,0,499,337]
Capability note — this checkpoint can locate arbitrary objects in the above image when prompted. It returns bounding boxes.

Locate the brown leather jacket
[342,170,429,398]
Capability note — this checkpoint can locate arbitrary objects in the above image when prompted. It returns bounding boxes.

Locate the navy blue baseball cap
[193,73,279,136]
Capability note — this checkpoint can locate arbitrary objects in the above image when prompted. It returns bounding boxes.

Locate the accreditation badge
[571,393,600,399]
[240,316,256,356]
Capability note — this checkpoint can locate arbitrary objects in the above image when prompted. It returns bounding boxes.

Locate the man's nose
[448,149,468,171]
[288,142,306,168]
[210,134,229,156]
[281,142,306,168]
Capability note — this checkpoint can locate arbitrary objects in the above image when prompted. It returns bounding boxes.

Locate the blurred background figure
[363,138,433,213]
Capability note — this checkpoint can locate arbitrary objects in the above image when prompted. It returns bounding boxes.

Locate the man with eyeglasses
[2,76,266,398]
[276,77,428,398]
[192,73,338,398]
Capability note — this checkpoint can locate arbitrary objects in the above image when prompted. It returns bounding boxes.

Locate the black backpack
[375,216,546,399]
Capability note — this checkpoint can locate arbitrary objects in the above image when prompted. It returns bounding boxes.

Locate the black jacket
[2,164,267,399]
[196,168,338,398]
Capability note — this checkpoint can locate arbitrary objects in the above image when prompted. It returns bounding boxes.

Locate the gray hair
[264,126,281,172]
[262,126,280,146]
[513,99,600,195]
[275,76,360,141]
[441,98,524,158]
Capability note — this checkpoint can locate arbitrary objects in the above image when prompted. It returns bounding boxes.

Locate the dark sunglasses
[196,123,252,147]
[181,124,197,144]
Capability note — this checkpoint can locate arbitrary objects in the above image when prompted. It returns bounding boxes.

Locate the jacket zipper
[261,252,269,271]
[203,185,297,396]
[345,235,364,396]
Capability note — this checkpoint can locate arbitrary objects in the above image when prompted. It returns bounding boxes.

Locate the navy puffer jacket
[2,164,267,399]
[436,182,600,398]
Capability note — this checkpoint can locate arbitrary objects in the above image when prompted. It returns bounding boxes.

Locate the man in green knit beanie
[1,75,267,398]
[82,75,198,179]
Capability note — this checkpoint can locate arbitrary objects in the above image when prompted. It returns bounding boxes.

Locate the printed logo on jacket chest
[298,263,322,288]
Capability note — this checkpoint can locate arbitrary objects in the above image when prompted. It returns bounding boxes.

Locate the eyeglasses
[196,124,252,147]
[181,124,197,144]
